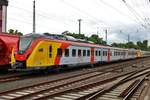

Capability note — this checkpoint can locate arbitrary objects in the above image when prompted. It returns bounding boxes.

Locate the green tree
[88,34,106,45]
[8,29,23,36]
[111,40,150,51]
[143,40,148,50]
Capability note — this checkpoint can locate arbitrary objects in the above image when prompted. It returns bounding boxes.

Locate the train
[0,33,19,70]
[10,33,150,71]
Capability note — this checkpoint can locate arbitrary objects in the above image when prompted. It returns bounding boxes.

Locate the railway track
[0,57,149,84]
[0,73,32,83]
[0,58,150,100]
[83,71,150,100]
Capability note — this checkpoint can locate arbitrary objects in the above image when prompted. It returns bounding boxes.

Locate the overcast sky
[7,0,150,44]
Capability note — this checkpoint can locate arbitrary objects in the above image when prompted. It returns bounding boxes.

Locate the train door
[48,45,52,65]
[90,48,94,64]
[123,50,125,59]
[108,48,110,62]
[100,48,102,63]
[102,48,108,62]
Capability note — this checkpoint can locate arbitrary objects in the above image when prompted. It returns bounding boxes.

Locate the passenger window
[72,49,76,57]
[65,49,69,57]
[95,51,98,56]
[103,51,105,56]
[87,50,90,56]
[78,49,81,56]
[57,48,62,57]
[99,51,101,56]
[106,51,107,56]
[83,50,86,56]
[49,46,52,58]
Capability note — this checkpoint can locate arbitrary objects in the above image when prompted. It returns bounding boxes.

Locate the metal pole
[78,19,81,34]
[33,0,36,33]
[128,34,130,43]
[105,29,107,45]
[0,0,8,33]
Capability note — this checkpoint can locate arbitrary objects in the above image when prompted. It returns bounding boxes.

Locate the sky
[7,0,150,45]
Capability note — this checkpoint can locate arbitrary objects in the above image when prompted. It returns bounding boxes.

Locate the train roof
[21,33,130,51]
[0,32,19,38]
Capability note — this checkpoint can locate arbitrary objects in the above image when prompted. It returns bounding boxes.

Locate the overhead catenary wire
[122,0,150,41]
[9,5,76,27]
[9,2,103,29]
[121,0,150,30]
[60,0,109,27]
[96,0,138,24]
[9,3,108,34]
[10,0,105,29]
[93,0,141,32]
[8,17,62,33]
[130,0,150,27]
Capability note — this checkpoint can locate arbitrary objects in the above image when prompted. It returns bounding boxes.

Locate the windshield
[19,37,33,54]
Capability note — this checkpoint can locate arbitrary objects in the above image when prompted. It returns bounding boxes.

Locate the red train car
[0,33,19,70]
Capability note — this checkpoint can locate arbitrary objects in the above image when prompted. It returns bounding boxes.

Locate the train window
[19,36,33,52]
[49,46,52,52]
[72,49,76,57]
[106,51,107,56]
[115,52,117,56]
[87,50,90,56]
[83,50,86,56]
[99,51,101,56]
[57,48,62,57]
[95,51,98,56]
[103,51,107,56]
[49,46,52,58]
[78,49,81,56]
[65,49,69,57]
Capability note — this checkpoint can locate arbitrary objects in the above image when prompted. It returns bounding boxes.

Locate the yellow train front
[136,50,142,58]
[11,34,69,70]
